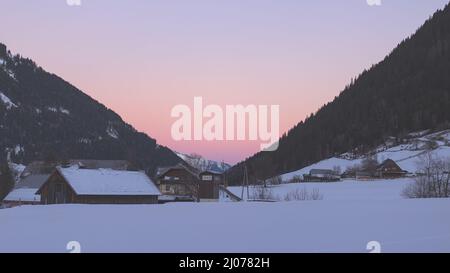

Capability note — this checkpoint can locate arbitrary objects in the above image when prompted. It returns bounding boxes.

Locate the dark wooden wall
[39,172,75,204]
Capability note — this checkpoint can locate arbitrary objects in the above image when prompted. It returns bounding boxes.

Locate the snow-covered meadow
[1,178,450,253]
[228,178,413,201]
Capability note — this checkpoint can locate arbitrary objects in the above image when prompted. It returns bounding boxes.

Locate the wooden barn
[376,159,408,178]
[303,169,341,182]
[3,160,132,206]
[37,166,160,205]
[156,163,222,202]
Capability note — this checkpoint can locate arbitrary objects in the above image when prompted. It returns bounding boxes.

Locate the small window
[202,175,213,181]
[164,176,180,181]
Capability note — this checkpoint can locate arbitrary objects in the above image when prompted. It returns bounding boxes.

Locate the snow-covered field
[228,178,412,201]
[1,178,450,253]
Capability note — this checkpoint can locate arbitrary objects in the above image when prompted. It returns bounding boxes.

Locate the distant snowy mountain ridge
[176,152,230,173]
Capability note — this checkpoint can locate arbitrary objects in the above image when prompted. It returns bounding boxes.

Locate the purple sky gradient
[2,0,448,163]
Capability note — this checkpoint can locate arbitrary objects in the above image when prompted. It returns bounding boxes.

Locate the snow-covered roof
[55,167,161,196]
[3,188,41,202]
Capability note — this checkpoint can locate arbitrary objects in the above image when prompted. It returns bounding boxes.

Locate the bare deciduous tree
[403,153,450,198]
[188,153,204,171]
[333,166,342,176]
[361,155,379,176]
[283,188,324,201]
[267,175,282,185]
[310,188,324,200]
[289,175,302,183]
[250,185,276,201]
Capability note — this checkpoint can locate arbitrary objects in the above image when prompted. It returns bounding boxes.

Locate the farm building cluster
[1,159,240,208]
[301,159,408,182]
[1,158,408,207]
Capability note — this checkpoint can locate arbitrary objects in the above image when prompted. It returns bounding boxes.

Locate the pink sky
[2,0,448,164]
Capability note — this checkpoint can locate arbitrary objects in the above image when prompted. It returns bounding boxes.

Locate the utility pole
[241,164,250,200]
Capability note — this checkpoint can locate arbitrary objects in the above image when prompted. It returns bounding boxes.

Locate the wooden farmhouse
[350,159,407,180]
[156,163,223,202]
[376,159,408,178]
[37,166,160,205]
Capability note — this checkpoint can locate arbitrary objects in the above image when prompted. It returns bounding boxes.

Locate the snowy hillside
[1,178,450,252]
[0,92,18,110]
[279,130,450,182]
[176,152,230,173]
[0,42,180,172]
